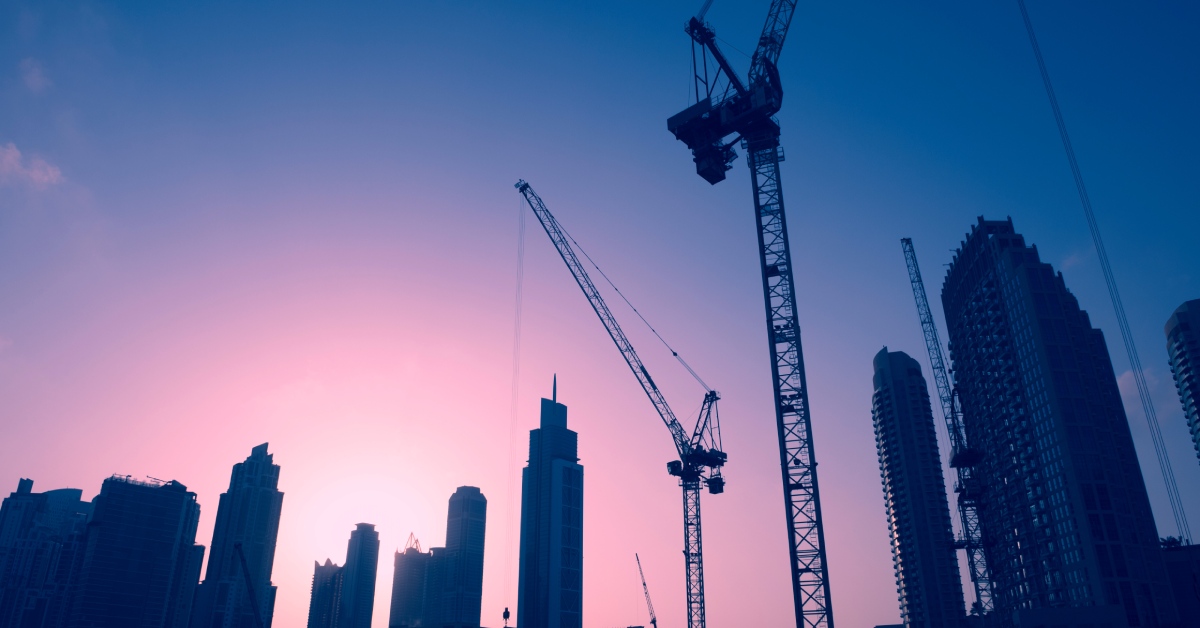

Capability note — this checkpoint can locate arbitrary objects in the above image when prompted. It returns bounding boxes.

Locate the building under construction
[941,218,1177,626]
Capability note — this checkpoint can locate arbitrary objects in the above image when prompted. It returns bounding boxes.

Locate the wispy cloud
[0,142,65,190]
[19,58,51,93]
[1060,251,1086,271]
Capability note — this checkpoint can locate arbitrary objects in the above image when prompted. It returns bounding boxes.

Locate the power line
[1017,0,1191,543]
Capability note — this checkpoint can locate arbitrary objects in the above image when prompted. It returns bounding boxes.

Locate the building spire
[553,374,557,403]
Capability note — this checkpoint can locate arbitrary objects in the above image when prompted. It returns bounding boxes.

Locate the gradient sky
[2,2,1198,626]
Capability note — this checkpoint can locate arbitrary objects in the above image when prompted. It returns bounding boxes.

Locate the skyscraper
[437,486,487,628]
[307,559,344,628]
[339,523,380,628]
[517,379,584,628]
[388,535,431,628]
[0,478,91,628]
[192,443,285,628]
[1165,299,1200,467]
[68,475,205,628]
[870,348,965,627]
[942,218,1177,626]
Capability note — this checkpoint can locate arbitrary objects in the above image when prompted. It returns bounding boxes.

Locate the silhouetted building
[388,535,431,628]
[0,479,91,628]
[68,475,204,628]
[438,486,486,628]
[192,443,285,628]
[871,348,965,628]
[1166,299,1200,467]
[517,379,583,628]
[307,559,344,628]
[942,218,1177,626]
[339,523,379,628]
[1161,543,1200,622]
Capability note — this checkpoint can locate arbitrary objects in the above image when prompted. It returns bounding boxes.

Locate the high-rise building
[307,559,344,628]
[192,443,285,628]
[68,475,205,628]
[438,486,486,628]
[870,348,965,627]
[1165,299,1200,467]
[942,218,1177,626]
[388,534,432,628]
[517,380,583,628]
[0,478,91,628]
[339,523,380,628]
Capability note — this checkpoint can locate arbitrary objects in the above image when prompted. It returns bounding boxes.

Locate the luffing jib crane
[666,2,833,627]
[516,180,726,628]
[900,238,993,614]
[636,553,658,628]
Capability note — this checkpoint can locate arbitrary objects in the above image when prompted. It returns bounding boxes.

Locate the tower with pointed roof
[516,378,583,628]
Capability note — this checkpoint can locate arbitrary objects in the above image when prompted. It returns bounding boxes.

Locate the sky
[1,1,1198,626]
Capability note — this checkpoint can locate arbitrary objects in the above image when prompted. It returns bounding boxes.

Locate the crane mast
[516,180,725,628]
[667,2,831,627]
[900,238,993,614]
[636,553,658,628]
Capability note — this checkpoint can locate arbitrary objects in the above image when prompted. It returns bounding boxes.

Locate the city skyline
[2,1,1199,627]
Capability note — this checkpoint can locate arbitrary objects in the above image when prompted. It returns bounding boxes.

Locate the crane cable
[554,214,713,393]
[1017,0,1191,543]
[503,195,527,606]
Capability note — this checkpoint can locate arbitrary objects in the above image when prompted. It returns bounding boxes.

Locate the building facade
[68,476,205,628]
[0,479,91,628]
[339,523,380,628]
[387,535,431,628]
[942,218,1176,626]
[1165,299,1200,467]
[438,486,486,628]
[870,348,965,627]
[192,443,285,628]
[307,559,344,628]
[517,382,583,628]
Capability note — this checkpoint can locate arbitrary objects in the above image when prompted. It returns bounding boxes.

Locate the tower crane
[666,2,832,627]
[636,553,658,628]
[516,180,726,628]
[900,238,993,614]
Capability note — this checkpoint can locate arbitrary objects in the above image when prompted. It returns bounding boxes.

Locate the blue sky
[2,2,1197,626]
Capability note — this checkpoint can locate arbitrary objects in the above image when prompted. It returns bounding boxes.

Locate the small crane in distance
[516,180,726,628]
[233,542,266,628]
[666,2,832,627]
[637,553,659,628]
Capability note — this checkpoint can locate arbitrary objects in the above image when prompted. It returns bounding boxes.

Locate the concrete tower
[192,443,284,628]
[942,217,1176,626]
[517,378,583,628]
[339,523,380,628]
[68,476,205,628]
[440,486,487,627]
[1166,299,1200,467]
[871,348,965,627]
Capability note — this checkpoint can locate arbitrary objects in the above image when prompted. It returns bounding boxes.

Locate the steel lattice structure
[667,2,832,626]
[901,238,993,614]
[516,180,726,628]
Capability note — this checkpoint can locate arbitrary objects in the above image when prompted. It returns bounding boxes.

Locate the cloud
[19,58,51,93]
[0,142,65,190]
[1060,251,1086,271]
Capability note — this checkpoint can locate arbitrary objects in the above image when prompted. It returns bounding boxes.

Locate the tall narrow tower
[517,378,584,628]
[440,486,487,627]
[339,523,380,628]
[192,443,284,628]
[1166,299,1200,467]
[942,217,1176,626]
[870,348,965,628]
